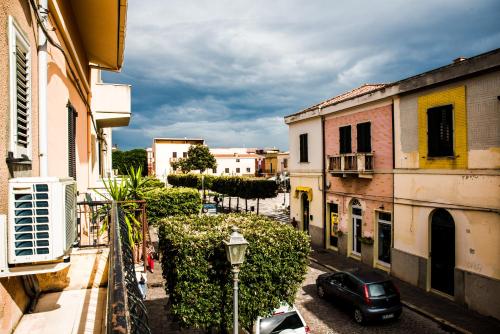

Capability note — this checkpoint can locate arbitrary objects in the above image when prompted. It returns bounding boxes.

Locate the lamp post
[224,226,249,334]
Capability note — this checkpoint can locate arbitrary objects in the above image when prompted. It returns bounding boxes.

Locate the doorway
[351,199,362,255]
[329,203,339,249]
[301,193,310,234]
[430,209,455,296]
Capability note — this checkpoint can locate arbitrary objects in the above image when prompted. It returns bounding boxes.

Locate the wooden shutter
[68,103,77,180]
[300,134,308,162]
[339,126,351,154]
[427,105,453,157]
[15,46,29,148]
[357,122,371,153]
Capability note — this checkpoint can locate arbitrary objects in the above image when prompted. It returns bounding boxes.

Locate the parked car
[316,269,402,324]
[201,203,217,215]
[254,303,310,334]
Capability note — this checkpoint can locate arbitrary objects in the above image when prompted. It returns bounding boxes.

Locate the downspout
[391,99,395,256]
[320,108,327,249]
[38,0,48,176]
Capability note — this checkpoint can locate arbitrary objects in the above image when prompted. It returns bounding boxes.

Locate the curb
[308,257,471,334]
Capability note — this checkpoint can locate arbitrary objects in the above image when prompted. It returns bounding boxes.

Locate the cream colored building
[284,109,324,248]
[208,148,258,176]
[0,0,129,332]
[153,138,205,182]
[392,50,500,320]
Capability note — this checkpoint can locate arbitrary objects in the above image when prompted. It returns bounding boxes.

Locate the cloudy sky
[103,0,500,151]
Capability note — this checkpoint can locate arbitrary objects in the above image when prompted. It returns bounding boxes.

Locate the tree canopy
[171,144,216,173]
[112,149,148,176]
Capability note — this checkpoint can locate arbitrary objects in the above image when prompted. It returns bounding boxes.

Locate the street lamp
[224,226,249,334]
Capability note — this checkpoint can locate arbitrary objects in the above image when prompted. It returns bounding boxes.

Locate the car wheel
[353,308,365,325]
[317,285,325,298]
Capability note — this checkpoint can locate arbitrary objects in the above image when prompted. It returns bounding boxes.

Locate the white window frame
[9,16,32,159]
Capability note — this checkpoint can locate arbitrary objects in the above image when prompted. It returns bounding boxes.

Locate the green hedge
[158,214,310,331]
[142,187,201,225]
[168,174,278,199]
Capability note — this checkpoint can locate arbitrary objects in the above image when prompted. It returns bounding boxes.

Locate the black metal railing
[77,200,111,247]
[107,202,151,334]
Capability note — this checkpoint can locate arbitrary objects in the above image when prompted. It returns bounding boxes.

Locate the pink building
[321,84,395,270]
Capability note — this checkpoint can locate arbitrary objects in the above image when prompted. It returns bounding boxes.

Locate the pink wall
[325,103,393,236]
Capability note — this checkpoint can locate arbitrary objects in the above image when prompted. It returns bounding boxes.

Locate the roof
[154,138,205,144]
[287,84,387,118]
[212,154,259,158]
[344,268,390,284]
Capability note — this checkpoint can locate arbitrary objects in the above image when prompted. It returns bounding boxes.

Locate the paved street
[296,263,453,334]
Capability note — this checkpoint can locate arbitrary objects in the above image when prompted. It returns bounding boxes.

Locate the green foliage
[167,174,214,190]
[142,187,202,225]
[168,174,279,200]
[112,149,148,176]
[158,214,311,331]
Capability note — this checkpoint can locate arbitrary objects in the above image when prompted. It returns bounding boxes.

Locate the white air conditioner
[7,177,77,264]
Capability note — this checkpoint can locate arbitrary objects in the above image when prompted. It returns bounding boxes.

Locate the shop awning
[295,186,313,201]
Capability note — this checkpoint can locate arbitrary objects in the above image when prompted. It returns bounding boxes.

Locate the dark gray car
[316,269,402,324]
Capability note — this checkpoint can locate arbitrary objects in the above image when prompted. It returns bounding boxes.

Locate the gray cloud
[106,0,500,150]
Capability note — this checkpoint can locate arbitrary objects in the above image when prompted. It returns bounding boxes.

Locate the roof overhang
[70,0,127,71]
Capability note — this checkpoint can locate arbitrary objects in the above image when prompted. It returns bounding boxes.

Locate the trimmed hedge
[142,187,201,225]
[158,214,310,331]
[168,174,278,200]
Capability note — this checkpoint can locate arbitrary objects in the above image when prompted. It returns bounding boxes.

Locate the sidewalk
[309,248,500,334]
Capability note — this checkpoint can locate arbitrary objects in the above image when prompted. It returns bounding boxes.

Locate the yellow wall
[418,86,467,169]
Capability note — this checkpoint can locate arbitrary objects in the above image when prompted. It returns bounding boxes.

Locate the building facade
[391,50,500,319]
[208,148,258,176]
[285,110,324,248]
[0,1,129,332]
[153,138,204,182]
[323,85,395,270]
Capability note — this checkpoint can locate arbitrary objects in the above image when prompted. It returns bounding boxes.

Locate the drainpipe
[38,0,48,176]
[320,108,327,249]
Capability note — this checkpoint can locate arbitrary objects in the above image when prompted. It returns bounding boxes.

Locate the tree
[183,144,217,173]
[112,149,148,176]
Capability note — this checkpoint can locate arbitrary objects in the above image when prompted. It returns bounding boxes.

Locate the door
[431,209,455,296]
[329,203,339,248]
[302,193,309,233]
[377,212,392,265]
[352,200,362,254]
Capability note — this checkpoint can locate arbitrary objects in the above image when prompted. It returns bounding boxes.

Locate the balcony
[328,153,374,178]
[91,83,131,128]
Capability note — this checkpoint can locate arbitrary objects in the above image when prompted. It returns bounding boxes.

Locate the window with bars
[299,133,308,162]
[67,103,77,180]
[183,152,187,158]
[9,17,31,159]
[339,126,351,154]
[172,152,177,158]
[356,122,371,153]
[427,105,454,157]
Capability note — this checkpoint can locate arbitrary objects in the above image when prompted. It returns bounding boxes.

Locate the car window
[330,273,343,285]
[343,276,359,293]
[368,281,397,297]
[259,311,304,334]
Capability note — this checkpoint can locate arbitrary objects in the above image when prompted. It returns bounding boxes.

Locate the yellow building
[392,50,500,320]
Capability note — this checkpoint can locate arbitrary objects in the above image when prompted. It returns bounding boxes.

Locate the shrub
[112,149,148,176]
[167,174,214,190]
[143,187,201,225]
[158,214,310,331]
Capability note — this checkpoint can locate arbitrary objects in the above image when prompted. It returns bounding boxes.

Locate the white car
[254,304,310,334]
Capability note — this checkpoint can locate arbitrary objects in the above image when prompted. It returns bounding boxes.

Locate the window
[9,17,31,159]
[225,167,229,173]
[283,158,288,168]
[183,152,187,158]
[67,102,77,180]
[356,122,371,153]
[172,152,177,158]
[427,105,453,157]
[246,167,251,173]
[299,133,308,162]
[212,167,217,174]
[339,126,351,154]
[236,167,240,173]
[378,212,392,264]
[236,158,240,162]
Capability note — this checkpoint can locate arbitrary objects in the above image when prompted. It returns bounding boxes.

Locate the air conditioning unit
[8,177,77,264]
